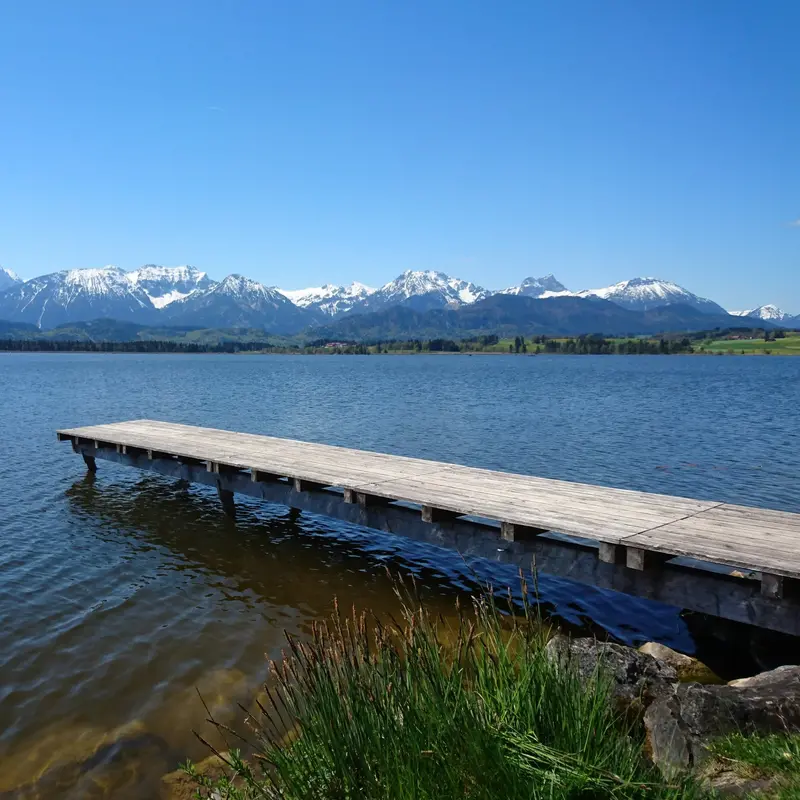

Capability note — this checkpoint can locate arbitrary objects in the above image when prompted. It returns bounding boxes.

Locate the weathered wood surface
[58,419,800,581]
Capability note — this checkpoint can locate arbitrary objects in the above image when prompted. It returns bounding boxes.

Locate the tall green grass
[189,579,705,799]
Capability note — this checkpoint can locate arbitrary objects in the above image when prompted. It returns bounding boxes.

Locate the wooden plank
[57,420,800,581]
[61,437,800,638]
[623,505,800,579]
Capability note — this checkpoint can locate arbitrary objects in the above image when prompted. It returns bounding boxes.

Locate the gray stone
[643,695,691,776]
[644,666,800,777]
[728,664,800,689]
[704,769,775,798]
[545,635,678,709]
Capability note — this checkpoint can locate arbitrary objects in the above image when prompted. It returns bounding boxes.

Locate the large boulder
[545,635,678,709]
[638,642,723,685]
[644,666,800,778]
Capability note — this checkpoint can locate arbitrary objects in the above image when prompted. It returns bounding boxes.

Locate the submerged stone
[161,752,233,800]
[638,642,723,684]
[0,719,172,798]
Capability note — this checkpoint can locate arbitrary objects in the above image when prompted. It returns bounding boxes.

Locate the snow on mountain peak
[582,277,675,301]
[211,274,286,304]
[62,266,137,297]
[0,265,156,328]
[500,275,568,297]
[0,266,21,292]
[572,277,727,314]
[731,304,793,322]
[126,264,208,285]
[382,270,491,303]
[125,264,214,308]
[277,281,377,316]
[280,282,376,305]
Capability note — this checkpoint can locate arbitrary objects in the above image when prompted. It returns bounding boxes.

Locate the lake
[1,353,799,797]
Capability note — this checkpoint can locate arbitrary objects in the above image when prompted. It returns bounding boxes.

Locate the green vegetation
[393,334,698,355]
[2,318,798,354]
[695,334,800,355]
[188,584,701,799]
[707,732,800,797]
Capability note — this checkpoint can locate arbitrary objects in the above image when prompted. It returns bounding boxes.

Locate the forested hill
[311,295,766,340]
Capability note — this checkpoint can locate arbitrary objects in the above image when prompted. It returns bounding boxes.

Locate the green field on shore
[698,335,800,355]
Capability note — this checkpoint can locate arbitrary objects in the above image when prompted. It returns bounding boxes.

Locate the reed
[189,577,704,799]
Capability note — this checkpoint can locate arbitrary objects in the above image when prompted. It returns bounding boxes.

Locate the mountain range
[729,304,797,323]
[0,265,796,337]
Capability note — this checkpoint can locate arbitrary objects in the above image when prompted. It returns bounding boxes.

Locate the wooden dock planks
[57,419,800,585]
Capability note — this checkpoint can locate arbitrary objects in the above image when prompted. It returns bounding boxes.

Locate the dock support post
[626,547,669,571]
[598,543,624,565]
[421,505,460,524]
[217,486,236,518]
[344,489,388,507]
[294,478,326,493]
[501,521,547,542]
[82,454,97,473]
[762,574,784,600]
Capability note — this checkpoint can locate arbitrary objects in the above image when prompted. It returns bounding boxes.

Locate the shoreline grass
[189,579,704,799]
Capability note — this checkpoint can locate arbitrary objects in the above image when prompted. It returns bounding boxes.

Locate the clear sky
[0,1,797,310]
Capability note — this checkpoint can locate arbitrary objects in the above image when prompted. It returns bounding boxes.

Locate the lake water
[1,353,799,797]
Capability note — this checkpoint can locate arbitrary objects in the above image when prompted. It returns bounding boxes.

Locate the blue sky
[0,1,797,310]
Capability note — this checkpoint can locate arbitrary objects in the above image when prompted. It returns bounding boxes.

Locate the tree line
[312,334,697,355]
[0,339,280,353]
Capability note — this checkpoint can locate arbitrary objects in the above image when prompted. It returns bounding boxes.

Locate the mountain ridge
[0,264,794,332]
[730,305,800,325]
[310,294,772,341]
[163,274,319,332]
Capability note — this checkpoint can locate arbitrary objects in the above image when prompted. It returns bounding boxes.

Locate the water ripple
[1,353,799,797]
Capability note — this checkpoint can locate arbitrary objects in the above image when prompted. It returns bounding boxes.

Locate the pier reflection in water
[1,469,691,799]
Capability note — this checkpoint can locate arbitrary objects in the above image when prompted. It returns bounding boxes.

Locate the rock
[703,768,775,797]
[642,695,692,775]
[161,751,232,800]
[728,664,800,688]
[638,642,723,684]
[545,635,678,710]
[644,666,800,778]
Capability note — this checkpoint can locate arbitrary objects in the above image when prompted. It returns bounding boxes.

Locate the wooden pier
[58,420,800,636]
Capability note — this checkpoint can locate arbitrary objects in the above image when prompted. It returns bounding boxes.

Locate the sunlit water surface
[1,353,799,797]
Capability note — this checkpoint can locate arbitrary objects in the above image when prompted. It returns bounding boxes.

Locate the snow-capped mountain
[550,277,728,315]
[351,270,492,315]
[0,266,158,328]
[126,265,214,309]
[1,262,788,333]
[164,274,318,332]
[0,267,21,292]
[499,274,568,297]
[729,305,795,323]
[278,281,376,317]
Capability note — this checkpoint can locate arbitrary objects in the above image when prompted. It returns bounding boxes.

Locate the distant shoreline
[1,346,797,357]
